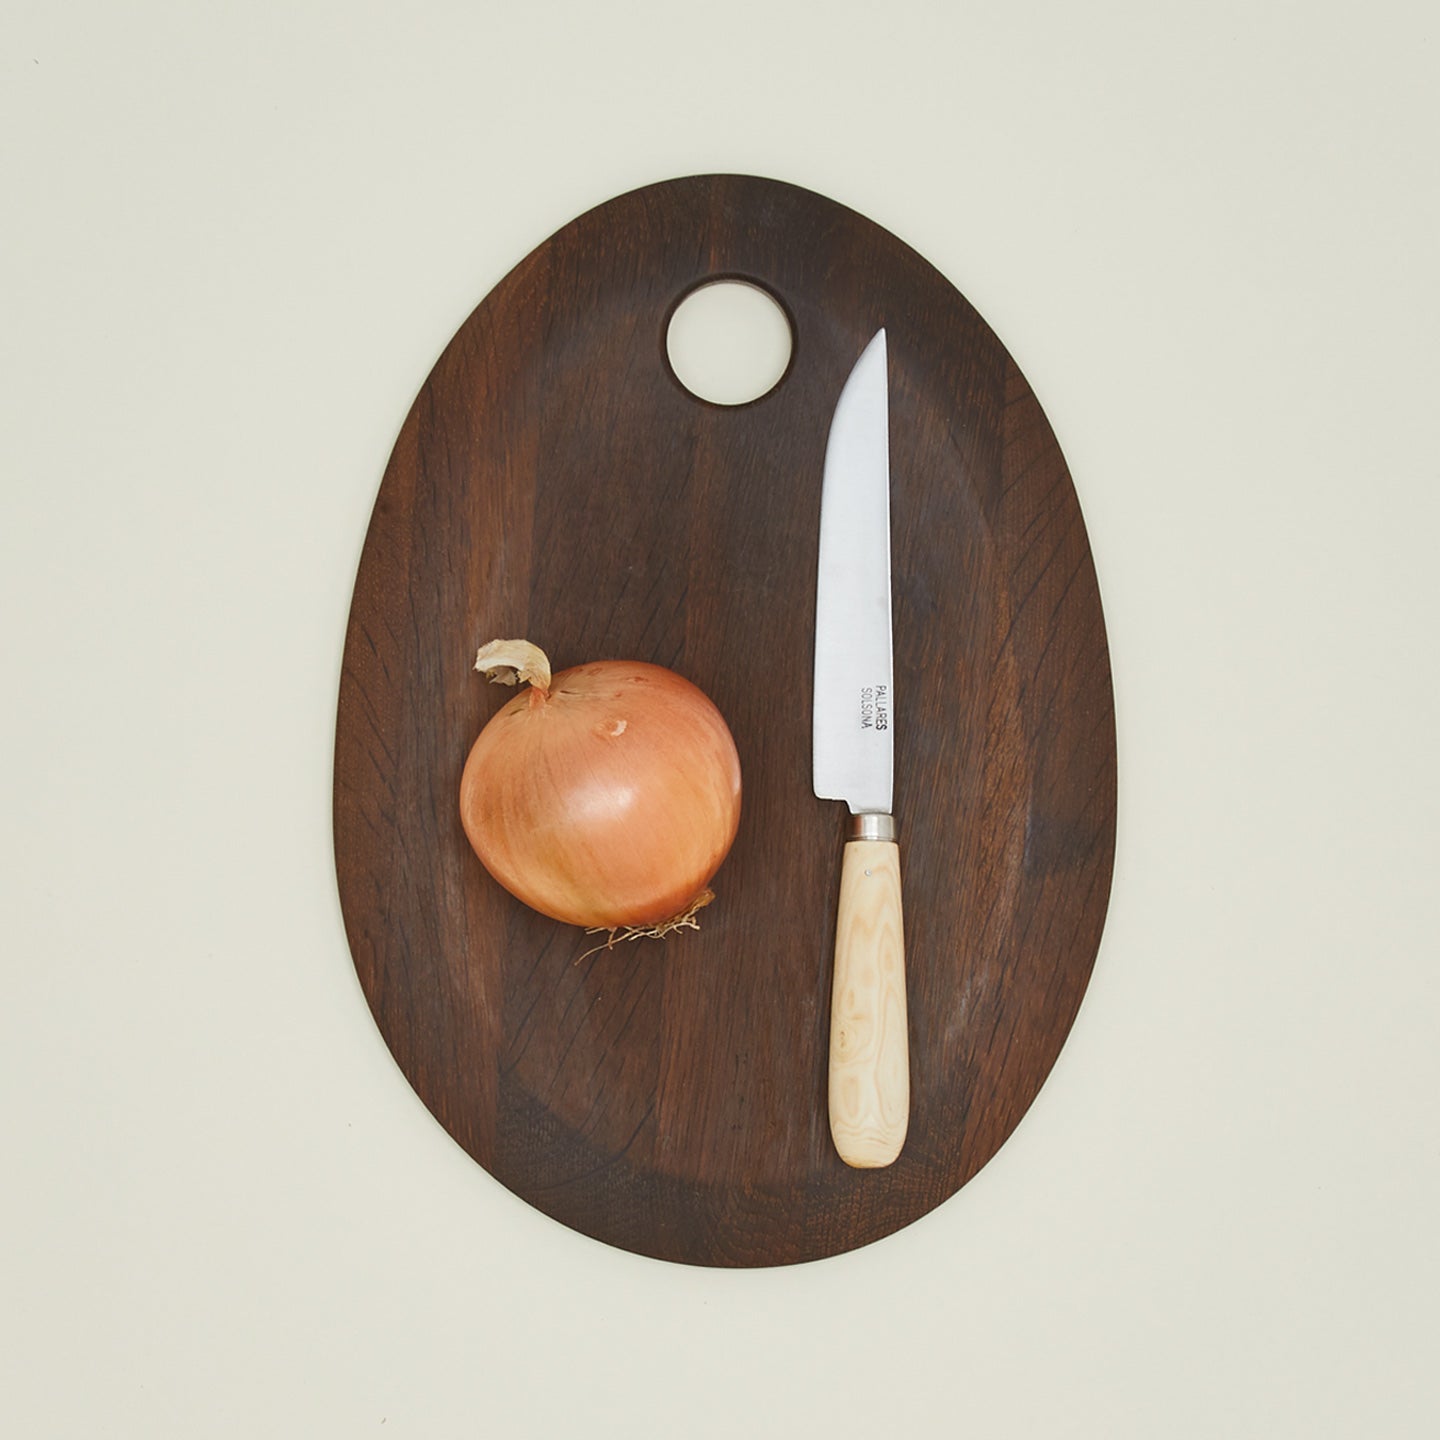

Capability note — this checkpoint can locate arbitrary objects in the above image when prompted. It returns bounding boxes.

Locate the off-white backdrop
[4,3,1437,1436]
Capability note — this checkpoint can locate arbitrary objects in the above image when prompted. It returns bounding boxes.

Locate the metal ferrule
[848,812,898,843]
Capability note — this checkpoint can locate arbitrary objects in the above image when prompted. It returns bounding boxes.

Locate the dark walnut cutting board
[333,174,1116,1267]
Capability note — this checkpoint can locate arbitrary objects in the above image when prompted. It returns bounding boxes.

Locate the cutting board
[333,174,1116,1267]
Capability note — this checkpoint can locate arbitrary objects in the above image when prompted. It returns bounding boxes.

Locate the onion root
[576,889,715,962]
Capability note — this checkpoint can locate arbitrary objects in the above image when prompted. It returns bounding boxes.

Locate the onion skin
[459,655,742,931]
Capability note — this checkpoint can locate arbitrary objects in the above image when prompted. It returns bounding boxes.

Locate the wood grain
[333,174,1117,1266]
[829,840,908,1168]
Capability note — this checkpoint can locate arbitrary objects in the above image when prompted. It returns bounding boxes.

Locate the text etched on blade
[859,684,890,732]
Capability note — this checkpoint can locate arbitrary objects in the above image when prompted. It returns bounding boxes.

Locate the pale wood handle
[828,839,909,1167]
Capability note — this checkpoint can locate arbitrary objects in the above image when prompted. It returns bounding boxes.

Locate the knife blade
[812,328,909,1168]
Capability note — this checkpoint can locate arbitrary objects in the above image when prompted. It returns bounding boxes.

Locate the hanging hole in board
[665,279,794,406]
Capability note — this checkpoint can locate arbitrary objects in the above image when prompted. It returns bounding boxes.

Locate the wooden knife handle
[828,837,909,1167]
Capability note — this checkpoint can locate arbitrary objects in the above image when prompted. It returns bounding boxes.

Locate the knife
[812,328,909,1169]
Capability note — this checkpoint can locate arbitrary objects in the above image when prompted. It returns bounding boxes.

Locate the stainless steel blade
[812,328,893,815]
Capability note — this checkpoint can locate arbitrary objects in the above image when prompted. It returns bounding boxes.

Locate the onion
[459,638,742,936]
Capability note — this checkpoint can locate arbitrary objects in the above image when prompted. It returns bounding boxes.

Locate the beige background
[4,2,1437,1435]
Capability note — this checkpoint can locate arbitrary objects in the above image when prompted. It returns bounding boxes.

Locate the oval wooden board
[334,174,1116,1267]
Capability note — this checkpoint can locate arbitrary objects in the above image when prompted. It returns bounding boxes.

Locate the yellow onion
[459,639,742,934]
